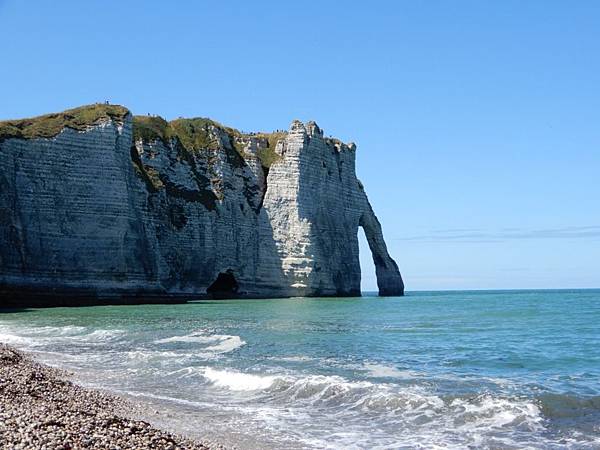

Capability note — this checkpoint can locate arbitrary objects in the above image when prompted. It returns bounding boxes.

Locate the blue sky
[1,1,598,291]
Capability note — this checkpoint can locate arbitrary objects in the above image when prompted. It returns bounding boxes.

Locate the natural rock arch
[359,207,404,297]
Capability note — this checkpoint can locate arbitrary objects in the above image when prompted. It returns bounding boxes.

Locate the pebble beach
[0,344,225,450]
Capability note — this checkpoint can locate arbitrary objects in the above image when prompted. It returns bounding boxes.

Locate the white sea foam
[0,325,126,347]
[82,329,125,341]
[126,350,184,362]
[203,336,245,353]
[203,368,280,391]
[200,367,434,412]
[271,375,376,403]
[155,331,245,355]
[449,395,544,431]
[155,332,221,344]
[0,324,86,346]
[26,325,88,336]
[0,331,33,345]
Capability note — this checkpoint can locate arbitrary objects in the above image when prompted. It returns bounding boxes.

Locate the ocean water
[1,290,599,449]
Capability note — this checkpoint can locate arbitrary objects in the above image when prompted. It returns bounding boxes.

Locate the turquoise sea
[1,290,599,449]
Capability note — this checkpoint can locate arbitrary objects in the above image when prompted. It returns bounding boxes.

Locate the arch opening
[358,226,377,295]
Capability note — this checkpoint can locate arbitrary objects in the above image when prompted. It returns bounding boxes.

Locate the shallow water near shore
[1,289,599,449]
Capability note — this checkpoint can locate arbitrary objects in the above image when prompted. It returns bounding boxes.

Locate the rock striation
[0,104,403,306]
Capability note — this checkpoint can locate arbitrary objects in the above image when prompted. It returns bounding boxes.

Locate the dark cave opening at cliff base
[206,270,239,299]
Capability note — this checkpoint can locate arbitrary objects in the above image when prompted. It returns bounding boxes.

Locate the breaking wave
[197,367,555,448]
[201,367,537,418]
[203,368,280,391]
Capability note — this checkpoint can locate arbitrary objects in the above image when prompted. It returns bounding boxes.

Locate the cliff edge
[0,104,403,306]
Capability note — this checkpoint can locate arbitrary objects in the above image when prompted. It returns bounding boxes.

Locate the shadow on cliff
[138,135,288,300]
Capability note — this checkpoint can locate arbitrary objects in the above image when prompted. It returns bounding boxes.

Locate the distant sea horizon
[380,287,600,295]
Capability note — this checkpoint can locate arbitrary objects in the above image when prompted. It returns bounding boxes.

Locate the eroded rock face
[0,107,403,305]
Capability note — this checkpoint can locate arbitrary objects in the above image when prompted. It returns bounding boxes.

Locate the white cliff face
[262,120,403,297]
[0,108,403,305]
[0,117,163,301]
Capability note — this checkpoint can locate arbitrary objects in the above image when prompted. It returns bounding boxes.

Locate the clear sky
[1,1,598,291]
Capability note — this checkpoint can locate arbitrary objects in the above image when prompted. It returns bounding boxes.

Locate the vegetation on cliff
[0,104,130,141]
[133,117,216,150]
[0,103,284,170]
[129,115,172,145]
[132,116,284,169]
[255,132,285,169]
[130,115,285,210]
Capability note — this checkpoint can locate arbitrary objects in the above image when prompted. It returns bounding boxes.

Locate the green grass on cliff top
[256,132,286,168]
[0,104,129,140]
[0,103,284,168]
[132,115,284,168]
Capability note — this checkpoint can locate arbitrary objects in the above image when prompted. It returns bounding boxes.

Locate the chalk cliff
[0,104,403,305]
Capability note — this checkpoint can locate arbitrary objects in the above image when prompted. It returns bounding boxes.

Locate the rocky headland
[0,104,403,306]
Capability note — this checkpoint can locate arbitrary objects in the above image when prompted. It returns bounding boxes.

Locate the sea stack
[0,104,403,306]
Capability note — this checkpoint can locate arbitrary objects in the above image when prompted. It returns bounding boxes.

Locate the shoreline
[0,343,227,449]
